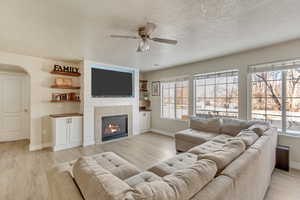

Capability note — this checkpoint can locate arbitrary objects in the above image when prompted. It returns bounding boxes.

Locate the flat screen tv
[91,67,134,97]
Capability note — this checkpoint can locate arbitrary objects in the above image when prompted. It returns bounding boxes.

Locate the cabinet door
[55,118,69,146]
[139,112,151,132]
[145,112,151,130]
[139,112,146,132]
[69,117,82,147]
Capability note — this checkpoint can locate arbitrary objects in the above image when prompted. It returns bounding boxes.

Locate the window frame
[249,66,300,135]
[193,69,239,118]
[160,79,189,120]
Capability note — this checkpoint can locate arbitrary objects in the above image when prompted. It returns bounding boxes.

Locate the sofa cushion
[133,180,176,200]
[211,134,233,143]
[176,129,219,145]
[73,156,139,200]
[136,160,217,200]
[190,117,222,133]
[162,159,217,199]
[90,152,141,180]
[198,140,246,172]
[229,130,259,147]
[148,153,198,177]
[124,171,162,188]
[188,140,224,155]
[220,118,251,136]
[175,138,200,152]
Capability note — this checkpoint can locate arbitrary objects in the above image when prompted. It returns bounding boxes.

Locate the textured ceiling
[0,0,300,71]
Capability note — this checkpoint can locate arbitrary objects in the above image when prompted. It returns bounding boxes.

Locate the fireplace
[102,115,128,142]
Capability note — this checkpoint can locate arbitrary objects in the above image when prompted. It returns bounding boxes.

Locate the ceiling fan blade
[110,35,139,39]
[144,22,156,35]
[151,37,178,45]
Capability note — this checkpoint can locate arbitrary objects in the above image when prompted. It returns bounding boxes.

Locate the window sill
[160,117,189,122]
[278,131,300,138]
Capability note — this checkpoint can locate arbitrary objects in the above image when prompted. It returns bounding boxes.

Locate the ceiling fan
[110,22,178,52]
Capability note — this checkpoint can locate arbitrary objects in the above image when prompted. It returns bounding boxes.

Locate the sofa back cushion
[162,159,217,199]
[198,140,246,172]
[73,157,139,200]
[190,117,221,133]
[133,180,176,200]
[220,118,250,136]
[231,130,259,147]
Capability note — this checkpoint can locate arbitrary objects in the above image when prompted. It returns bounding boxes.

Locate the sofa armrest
[47,164,84,200]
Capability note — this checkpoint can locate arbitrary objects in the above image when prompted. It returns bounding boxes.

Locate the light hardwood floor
[0,132,299,200]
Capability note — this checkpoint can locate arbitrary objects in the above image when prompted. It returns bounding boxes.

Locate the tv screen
[91,68,133,97]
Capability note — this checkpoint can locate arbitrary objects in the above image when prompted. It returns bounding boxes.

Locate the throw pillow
[248,123,270,137]
[228,130,259,147]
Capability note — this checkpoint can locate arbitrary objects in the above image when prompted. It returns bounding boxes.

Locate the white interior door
[0,73,28,141]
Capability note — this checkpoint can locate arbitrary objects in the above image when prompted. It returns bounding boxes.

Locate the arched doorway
[0,64,30,142]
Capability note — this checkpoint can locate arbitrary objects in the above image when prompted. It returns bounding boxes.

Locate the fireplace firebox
[102,115,128,142]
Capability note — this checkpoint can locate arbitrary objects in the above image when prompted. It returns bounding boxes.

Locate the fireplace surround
[102,115,128,141]
[94,105,133,144]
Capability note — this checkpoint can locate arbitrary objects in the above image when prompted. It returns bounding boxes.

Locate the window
[161,79,189,120]
[251,71,282,129]
[250,64,300,134]
[194,70,239,118]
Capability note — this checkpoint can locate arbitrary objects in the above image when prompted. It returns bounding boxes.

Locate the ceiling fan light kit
[110,22,178,53]
[137,39,150,52]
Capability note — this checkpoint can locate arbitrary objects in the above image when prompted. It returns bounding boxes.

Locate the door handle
[67,118,72,124]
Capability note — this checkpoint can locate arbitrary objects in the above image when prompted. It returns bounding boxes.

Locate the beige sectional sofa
[47,117,277,200]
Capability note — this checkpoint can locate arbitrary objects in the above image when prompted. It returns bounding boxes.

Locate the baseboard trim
[150,129,174,137]
[42,142,52,148]
[83,140,95,147]
[29,144,43,151]
[29,142,52,151]
[290,161,300,170]
[0,137,29,142]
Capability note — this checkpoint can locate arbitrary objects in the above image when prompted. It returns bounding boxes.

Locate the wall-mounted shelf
[139,80,148,92]
[50,100,81,103]
[51,85,80,89]
[50,71,81,77]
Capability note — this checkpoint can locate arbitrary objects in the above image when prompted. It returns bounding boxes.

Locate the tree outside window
[251,69,300,134]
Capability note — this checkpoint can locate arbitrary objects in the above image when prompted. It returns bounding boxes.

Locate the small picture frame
[151,81,160,96]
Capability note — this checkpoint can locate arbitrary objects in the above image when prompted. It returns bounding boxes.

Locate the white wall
[0,51,80,150]
[144,38,300,168]
[81,60,139,146]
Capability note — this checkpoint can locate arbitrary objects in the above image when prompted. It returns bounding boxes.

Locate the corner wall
[143,38,300,168]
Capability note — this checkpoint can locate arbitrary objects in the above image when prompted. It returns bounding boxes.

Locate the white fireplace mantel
[80,60,140,146]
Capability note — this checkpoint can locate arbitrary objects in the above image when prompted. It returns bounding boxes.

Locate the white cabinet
[51,116,83,151]
[139,111,151,133]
